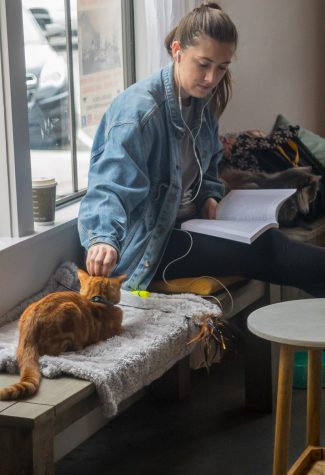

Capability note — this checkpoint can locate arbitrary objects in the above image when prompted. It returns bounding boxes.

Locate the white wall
[135,0,325,136]
[218,0,325,135]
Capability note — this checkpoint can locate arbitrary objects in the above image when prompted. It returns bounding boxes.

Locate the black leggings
[153,228,325,297]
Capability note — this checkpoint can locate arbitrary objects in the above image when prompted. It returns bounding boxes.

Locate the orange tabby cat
[0,269,126,401]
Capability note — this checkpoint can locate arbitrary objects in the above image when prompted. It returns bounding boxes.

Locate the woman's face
[173,36,235,99]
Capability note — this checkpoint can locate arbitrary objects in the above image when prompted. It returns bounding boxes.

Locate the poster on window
[77,0,124,128]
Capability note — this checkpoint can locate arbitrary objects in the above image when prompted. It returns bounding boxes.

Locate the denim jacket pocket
[90,143,105,162]
[145,181,169,227]
[150,181,169,202]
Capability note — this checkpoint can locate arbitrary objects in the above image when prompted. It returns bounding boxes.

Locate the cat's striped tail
[0,346,41,400]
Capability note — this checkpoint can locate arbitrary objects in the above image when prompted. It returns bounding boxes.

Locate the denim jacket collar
[162,63,208,137]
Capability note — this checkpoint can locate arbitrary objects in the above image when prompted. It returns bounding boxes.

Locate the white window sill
[0,201,80,253]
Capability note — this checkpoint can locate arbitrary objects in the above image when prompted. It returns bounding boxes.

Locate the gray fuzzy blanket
[0,262,221,417]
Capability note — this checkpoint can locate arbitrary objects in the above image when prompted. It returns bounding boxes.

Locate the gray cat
[219,166,322,226]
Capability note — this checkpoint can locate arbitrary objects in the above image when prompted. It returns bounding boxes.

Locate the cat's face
[77,269,127,304]
[272,167,321,214]
[296,180,321,213]
[292,167,322,214]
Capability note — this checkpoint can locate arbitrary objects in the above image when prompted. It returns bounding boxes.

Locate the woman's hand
[201,197,218,219]
[86,243,118,276]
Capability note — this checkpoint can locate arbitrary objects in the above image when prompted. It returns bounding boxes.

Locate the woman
[78,3,325,297]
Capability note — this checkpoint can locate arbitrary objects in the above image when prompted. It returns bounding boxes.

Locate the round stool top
[248,299,325,347]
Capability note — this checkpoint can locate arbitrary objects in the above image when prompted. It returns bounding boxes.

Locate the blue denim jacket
[78,63,225,290]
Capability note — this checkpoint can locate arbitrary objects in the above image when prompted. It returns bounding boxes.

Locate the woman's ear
[171,41,182,62]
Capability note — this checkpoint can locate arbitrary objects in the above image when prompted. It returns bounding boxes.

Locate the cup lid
[32,177,57,186]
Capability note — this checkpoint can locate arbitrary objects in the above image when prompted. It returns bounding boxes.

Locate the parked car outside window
[23,0,78,50]
[23,7,69,148]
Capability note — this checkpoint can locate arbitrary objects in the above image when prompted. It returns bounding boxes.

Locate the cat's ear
[77,268,90,284]
[117,274,127,285]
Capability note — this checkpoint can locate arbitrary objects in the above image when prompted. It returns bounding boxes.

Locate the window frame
[0,0,34,237]
[0,0,135,235]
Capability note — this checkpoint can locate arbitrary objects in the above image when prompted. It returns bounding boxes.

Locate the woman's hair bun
[201,2,222,10]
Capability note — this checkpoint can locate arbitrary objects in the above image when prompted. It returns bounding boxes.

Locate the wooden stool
[248,299,325,475]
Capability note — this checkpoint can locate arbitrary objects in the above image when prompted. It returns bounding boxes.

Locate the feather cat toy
[0,269,126,401]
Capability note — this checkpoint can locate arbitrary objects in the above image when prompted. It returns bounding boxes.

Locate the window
[22,0,135,204]
[0,0,135,237]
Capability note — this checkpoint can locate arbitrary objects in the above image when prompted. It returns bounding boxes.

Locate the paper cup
[32,177,57,225]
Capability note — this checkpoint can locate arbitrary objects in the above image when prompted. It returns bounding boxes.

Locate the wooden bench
[0,278,268,475]
[0,361,190,475]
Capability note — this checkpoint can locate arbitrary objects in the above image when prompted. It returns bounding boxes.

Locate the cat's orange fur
[0,269,126,401]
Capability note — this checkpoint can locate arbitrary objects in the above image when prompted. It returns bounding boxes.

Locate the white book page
[212,220,276,243]
[181,219,274,244]
[217,189,296,222]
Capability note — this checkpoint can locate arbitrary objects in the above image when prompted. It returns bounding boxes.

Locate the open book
[181,189,296,244]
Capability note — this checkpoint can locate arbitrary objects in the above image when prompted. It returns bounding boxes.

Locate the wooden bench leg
[151,356,191,401]
[0,418,54,475]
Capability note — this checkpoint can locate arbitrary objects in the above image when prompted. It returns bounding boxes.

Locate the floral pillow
[219,125,299,172]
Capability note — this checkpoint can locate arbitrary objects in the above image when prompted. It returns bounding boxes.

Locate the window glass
[76,0,125,191]
[21,0,133,202]
[22,1,73,199]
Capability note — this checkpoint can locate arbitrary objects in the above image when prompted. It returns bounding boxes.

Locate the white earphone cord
[160,61,233,314]
[162,229,234,316]
[177,60,217,205]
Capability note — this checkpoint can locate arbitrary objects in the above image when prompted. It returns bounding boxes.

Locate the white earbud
[176,51,182,109]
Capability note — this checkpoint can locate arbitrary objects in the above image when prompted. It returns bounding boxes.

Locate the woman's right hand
[86,243,118,277]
